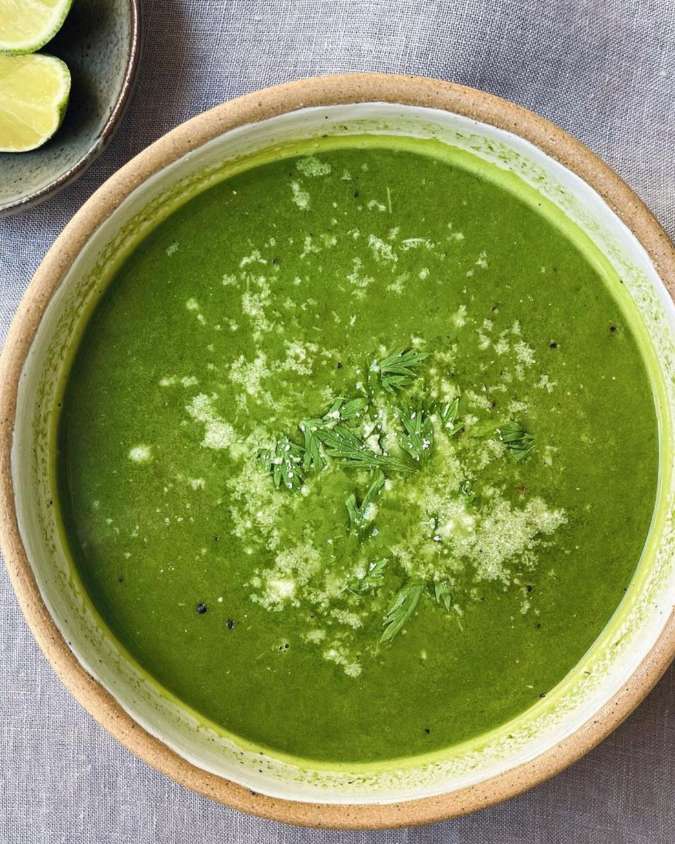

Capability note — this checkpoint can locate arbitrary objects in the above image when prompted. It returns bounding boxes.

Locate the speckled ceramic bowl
[0,0,141,216]
[3,75,675,828]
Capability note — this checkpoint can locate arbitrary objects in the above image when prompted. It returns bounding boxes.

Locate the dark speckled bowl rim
[0,0,142,217]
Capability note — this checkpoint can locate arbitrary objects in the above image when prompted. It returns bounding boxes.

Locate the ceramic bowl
[0,0,141,216]
[2,75,675,829]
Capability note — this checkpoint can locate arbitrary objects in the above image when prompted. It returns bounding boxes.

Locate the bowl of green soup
[3,74,675,827]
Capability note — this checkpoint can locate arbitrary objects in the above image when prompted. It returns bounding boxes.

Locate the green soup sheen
[57,137,659,765]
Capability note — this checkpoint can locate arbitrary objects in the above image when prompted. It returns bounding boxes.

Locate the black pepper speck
[226,619,235,629]
[196,603,207,614]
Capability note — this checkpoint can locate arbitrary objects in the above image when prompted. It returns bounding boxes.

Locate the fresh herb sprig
[348,558,388,593]
[378,578,459,644]
[372,347,429,393]
[255,339,542,652]
[333,397,369,420]
[380,580,426,644]
[436,396,463,436]
[300,396,370,471]
[263,392,411,491]
[433,580,454,612]
[317,424,411,473]
[498,421,535,462]
[262,346,432,490]
[397,406,434,464]
[299,419,325,472]
[345,470,386,532]
[258,436,306,490]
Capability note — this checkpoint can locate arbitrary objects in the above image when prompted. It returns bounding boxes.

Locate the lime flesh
[0,53,70,152]
[0,0,74,55]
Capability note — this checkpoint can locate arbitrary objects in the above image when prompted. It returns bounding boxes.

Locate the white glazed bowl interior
[13,102,675,804]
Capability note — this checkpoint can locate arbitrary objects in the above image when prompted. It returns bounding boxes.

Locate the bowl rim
[2,72,675,829]
[0,0,143,217]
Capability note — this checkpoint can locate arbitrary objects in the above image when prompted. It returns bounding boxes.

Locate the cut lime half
[0,53,70,152]
[0,0,74,55]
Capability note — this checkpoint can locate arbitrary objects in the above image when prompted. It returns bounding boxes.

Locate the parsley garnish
[300,396,370,471]
[380,579,459,644]
[397,405,434,463]
[254,340,543,652]
[380,580,426,644]
[433,580,454,612]
[299,418,325,472]
[348,557,388,593]
[373,347,429,393]
[345,470,386,532]
[267,393,411,491]
[333,396,369,420]
[258,436,305,490]
[316,424,411,473]
[498,421,535,462]
[436,396,463,435]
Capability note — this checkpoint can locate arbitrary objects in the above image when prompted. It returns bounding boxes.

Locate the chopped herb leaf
[373,347,429,393]
[460,479,481,510]
[266,394,406,490]
[258,436,306,490]
[319,396,369,424]
[498,421,535,462]
[397,405,434,463]
[436,396,463,435]
[348,557,388,593]
[299,419,325,472]
[433,580,453,612]
[345,470,385,532]
[380,580,425,644]
[300,397,369,472]
[317,424,412,472]
[316,422,368,454]
[333,396,369,421]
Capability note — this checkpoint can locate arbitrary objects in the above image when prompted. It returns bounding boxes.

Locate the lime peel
[0,53,71,152]
[0,0,74,55]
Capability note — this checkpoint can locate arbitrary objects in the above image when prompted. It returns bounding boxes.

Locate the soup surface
[57,137,659,764]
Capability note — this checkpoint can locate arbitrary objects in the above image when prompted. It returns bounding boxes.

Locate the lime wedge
[0,54,70,152]
[0,0,74,55]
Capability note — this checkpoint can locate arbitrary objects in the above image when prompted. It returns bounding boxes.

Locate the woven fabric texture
[2,1,675,841]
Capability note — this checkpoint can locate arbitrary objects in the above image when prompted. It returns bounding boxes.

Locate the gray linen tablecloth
[2,1,675,841]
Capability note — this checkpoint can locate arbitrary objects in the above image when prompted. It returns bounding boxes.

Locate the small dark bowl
[0,0,142,216]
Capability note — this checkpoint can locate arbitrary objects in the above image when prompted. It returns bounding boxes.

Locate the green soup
[57,137,659,765]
